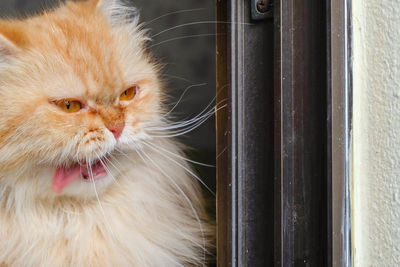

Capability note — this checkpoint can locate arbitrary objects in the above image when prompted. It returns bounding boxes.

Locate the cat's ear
[0,23,26,58]
[0,34,19,57]
[94,0,139,26]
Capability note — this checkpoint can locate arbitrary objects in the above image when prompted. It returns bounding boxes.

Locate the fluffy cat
[0,0,213,266]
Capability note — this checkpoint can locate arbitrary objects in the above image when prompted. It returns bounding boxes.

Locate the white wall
[353,0,400,265]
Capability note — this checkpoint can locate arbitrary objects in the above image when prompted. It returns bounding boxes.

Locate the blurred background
[0,0,217,194]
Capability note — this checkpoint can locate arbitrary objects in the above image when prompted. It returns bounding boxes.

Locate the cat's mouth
[52,160,107,193]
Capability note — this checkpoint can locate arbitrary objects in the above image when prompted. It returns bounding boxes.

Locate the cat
[0,0,214,266]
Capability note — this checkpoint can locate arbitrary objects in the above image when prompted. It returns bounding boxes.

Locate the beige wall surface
[353,0,400,265]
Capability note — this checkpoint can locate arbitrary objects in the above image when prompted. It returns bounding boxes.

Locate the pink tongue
[52,165,82,193]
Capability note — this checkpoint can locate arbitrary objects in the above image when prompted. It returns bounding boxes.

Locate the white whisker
[136,147,206,266]
[114,148,132,160]
[86,158,115,239]
[154,106,216,131]
[151,20,253,38]
[104,153,124,172]
[142,142,215,196]
[216,146,228,159]
[163,83,207,118]
[149,104,226,138]
[149,34,217,48]
[162,74,196,84]
[94,152,120,186]
[145,141,214,168]
[147,99,227,132]
[144,8,205,26]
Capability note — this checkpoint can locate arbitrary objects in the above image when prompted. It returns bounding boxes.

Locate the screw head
[256,0,269,13]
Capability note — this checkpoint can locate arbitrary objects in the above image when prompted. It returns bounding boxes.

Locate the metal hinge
[251,0,273,20]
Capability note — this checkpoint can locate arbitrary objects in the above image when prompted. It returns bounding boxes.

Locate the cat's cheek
[116,127,149,151]
[117,131,132,147]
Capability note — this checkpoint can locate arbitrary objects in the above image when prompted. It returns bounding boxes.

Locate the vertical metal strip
[277,0,330,265]
[273,0,282,265]
[330,0,352,265]
[217,0,275,266]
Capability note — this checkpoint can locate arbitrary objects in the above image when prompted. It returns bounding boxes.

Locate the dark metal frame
[216,0,274,266]
[216,0,352,266]
[275,0,330,265]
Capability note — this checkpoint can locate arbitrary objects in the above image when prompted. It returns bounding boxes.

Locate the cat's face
[0,0,163,198]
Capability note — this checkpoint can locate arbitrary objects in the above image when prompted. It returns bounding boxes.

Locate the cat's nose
[108,123,124,140]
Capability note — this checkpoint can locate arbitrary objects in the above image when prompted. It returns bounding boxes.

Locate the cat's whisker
[153,105,215,131]
[153,108,216,131]
[104,152,125,172]
[149,33,218,49]
[133,149,188,267]
[163,83,207,118]
[144,141,214,168]
[123,93,227,133]
[148,104,226,138]
[132,90,225,138]
[144,8,206,26]
[94,152,120,186]
[216,146,228,160]
[160,94,227,128]
[86,158,116,239]
[113,148,146,170]
[114,148,132,160]
[104,152,131,181]
[74,135,85,163]
[122,111,211,133]
[162,74,196,84]
[142,141,215,196]
[164,89,221,120]
[151,20,253,38]
[152,115,211,130]
[136,147,206,266]
[147,98,226,131]
[176,98,227,124]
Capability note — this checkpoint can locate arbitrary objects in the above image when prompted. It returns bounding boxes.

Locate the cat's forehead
[42,64,124,103]
[10,3,144,99]
[38,31,125,100]
[0,0,153,101]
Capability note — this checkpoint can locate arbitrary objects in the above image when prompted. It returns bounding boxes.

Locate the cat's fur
[0,0,213,266]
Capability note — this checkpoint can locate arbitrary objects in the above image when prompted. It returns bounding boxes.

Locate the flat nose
[108,123,124,140]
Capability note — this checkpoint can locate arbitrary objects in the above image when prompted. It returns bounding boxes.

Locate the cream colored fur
[0,0,213,266]
[0,141,211,266]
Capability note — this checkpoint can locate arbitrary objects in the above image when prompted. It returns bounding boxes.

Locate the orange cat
[0,0,213,266]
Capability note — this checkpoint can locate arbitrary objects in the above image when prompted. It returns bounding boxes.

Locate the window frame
[216,0,352,265]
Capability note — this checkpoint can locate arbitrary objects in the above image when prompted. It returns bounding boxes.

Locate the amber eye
[120,86,138,101]
[55,100,82,113]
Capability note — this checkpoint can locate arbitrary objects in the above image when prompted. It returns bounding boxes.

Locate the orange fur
[0,21,30,47]
[0,0,213,266]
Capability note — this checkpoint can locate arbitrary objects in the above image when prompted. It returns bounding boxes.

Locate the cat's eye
[55,100,82,113]
[120,86,138,101]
